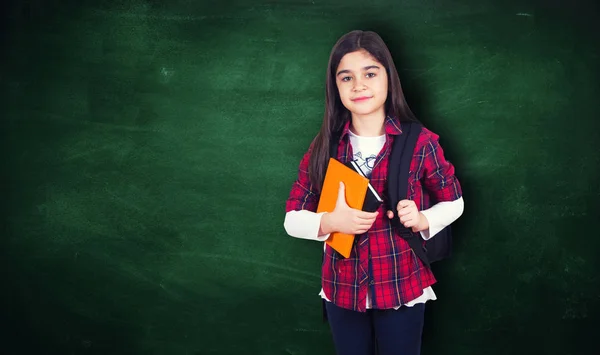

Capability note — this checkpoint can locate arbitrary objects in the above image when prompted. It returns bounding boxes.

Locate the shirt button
[369,280,374,285]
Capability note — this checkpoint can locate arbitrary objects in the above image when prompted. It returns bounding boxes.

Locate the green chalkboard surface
[1,0,599,354]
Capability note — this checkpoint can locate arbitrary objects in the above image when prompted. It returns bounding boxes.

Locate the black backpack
[328,121,452,267]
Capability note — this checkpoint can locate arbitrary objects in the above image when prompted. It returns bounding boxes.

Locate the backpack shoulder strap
[387,121,431,266]
[387,121,422,219]
[397,122,422,202]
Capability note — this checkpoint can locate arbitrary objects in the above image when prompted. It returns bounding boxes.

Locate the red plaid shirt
[285,116,462,312]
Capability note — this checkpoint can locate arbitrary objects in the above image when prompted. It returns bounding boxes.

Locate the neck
[349,111,386,137]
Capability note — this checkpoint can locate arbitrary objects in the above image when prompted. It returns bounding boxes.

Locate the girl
[284,30,464,355]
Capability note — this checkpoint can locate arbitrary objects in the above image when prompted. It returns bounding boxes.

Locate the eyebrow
[336,65,381,76]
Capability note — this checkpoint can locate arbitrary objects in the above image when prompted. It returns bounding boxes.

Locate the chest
[337,135,426,208]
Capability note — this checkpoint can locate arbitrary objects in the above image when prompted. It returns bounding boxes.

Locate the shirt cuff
[284,210,331,241]
[419,197,464,240]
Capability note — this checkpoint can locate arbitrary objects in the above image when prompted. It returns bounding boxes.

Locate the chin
[349,107,379,116]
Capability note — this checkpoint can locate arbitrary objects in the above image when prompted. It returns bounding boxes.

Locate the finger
[336,182,347,205]
[360,222,377,232]
[400,215,417,225]
[397,207,414,217]
[403,220,416,228]
[396,200,414,210]
[355,211,379,220]
[356,218,377,227]
[355,216,377,225]
[352,213,377,221]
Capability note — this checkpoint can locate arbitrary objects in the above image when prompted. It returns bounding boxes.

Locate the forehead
[337,50,382,71]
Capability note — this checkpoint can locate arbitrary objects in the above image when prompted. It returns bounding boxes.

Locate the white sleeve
[284,210,331,242]
[419,197,464,240]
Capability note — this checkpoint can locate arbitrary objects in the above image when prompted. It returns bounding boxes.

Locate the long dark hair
[308,30,419,192]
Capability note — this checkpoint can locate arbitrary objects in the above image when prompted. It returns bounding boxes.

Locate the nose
[352,77,366,92]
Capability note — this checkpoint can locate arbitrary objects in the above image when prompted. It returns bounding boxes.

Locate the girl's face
[335,50,388,119]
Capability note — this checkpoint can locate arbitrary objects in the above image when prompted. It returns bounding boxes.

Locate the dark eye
[366,72,376,78]
[341,76,352,82]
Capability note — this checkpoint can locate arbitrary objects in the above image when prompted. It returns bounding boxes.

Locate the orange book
[316,158,370,258]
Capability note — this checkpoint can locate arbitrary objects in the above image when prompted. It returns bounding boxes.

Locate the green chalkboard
[1,0,599,354]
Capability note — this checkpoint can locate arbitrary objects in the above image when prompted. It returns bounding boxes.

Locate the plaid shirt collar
[338,115,404,141]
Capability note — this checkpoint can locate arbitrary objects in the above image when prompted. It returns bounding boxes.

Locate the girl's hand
[321,182,378,235]
[386,200,429,232]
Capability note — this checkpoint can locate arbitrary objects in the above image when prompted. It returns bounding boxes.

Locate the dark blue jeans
[325,301,426,355]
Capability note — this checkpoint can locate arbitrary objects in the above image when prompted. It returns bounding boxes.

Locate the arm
[284,144,325,241]
[416,129,464,240]
[284,210,331,241]
[285,184,379,241]
[418,197,464,240]
[284,147,378,241]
